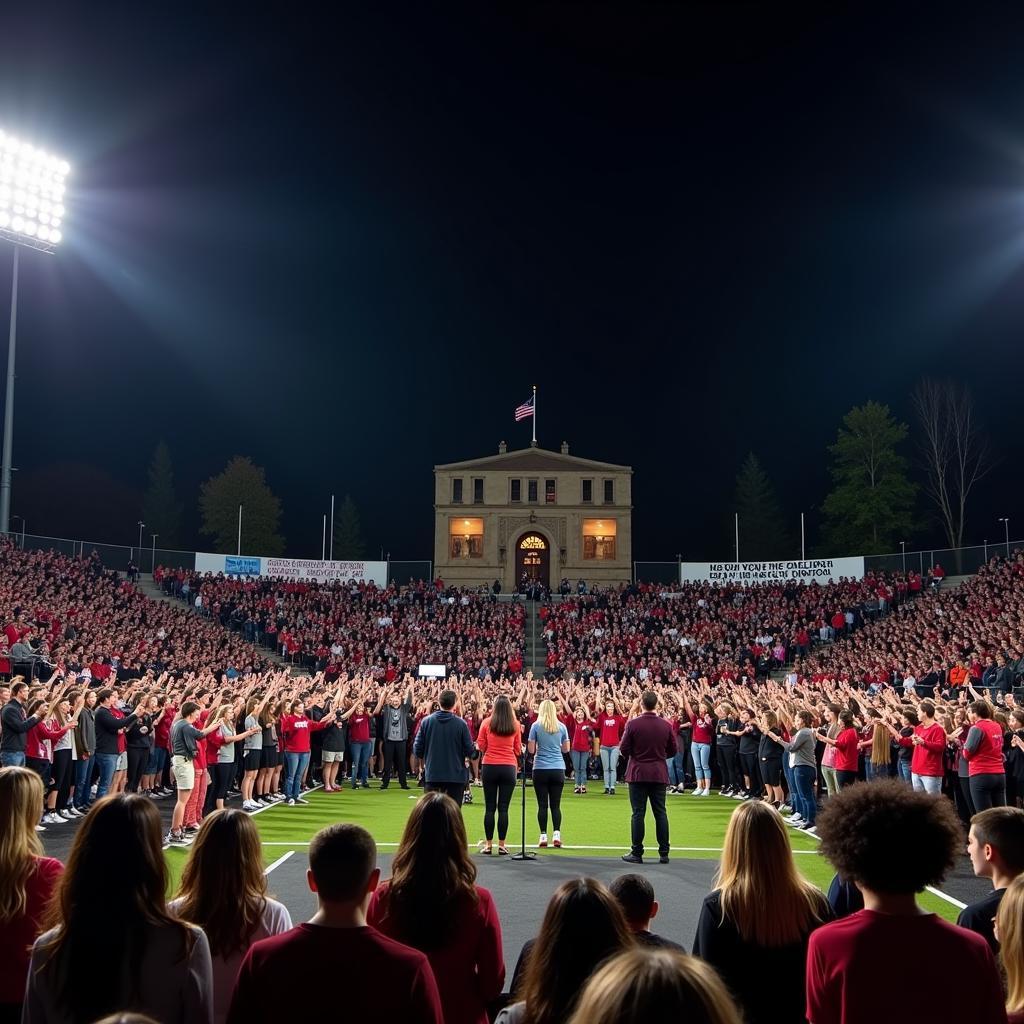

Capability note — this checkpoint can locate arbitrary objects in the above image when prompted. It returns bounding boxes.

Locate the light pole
[329,493,335,560]
[999,517,1010,558]
[899,540,906,574]
[11,512,24,548]
[150,533,158,575]
[237,505,242,555]
[137,520,144,560]
[734,512,739,562]
[0,129,70,536]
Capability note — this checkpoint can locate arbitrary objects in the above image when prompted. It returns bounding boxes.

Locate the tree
[199,457,285,556]
[733,452,791,560]
[142,441,183,548]
[821,401,917,555]
[913,378,991,550]
[332,494,366,559]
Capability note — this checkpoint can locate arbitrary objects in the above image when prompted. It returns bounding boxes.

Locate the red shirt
[833,728,860,773]
[348,712,371,744]
[899,722,946,777]
[155,705,176,749]
[368,884,504,1024]
[476,720,522,767]
[690,713,714,745]
[571,719,597,752]
[806,910,1005,1024]
[280,713,330,753]
[965,719,1005,776]
[0,856,63,1003]
[598,714,626,747]
[227,924,443,1024]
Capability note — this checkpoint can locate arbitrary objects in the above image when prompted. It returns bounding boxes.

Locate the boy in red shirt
[227,823,442,1024]
[807,780,1005,1024]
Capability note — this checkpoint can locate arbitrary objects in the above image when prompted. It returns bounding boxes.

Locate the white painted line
[264,850,295,875]
[257,841,820,854]
[925,884,967,910]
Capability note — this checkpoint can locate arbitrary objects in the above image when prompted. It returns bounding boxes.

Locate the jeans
[897,759,912,784]
[865,760,889,782]
[284,751,310,801]
[628,781,669,858]
[666,753,685,787]
[571,749,589,787]
[0,751,26,767]
[911,773,942,795]
[791,764,817,825]
[74,755,93,808]
[600,746,620,790]
[692,742,711,783]
[94,752,119,800]
[349,741,371,786]
[146,746,168,776]
[836,769,858,789]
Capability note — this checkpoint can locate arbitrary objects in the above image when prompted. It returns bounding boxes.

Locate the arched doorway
[516,532,550,590]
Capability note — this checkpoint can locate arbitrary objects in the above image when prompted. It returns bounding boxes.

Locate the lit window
[582,518,617,560]
[449,517,484,559]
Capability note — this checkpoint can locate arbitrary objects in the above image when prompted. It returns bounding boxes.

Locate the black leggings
[126,747,149,792]
[210,763,234,805]
[52,749,73,808]
[970,773,1007,812]
[481,764,517,841]
[836,769,859,789]
[532,769,564,833]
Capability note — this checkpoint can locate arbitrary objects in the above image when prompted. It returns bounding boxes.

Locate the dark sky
[1,2,1023,561]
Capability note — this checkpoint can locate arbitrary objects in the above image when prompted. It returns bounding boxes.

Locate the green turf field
[165,785,961,921]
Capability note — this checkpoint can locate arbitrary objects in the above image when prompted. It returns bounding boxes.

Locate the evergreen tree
[733,452,791,560]
[821,401,917,555]
[142,441,183,548]
[199,456,285,556]
[332,494,366,559]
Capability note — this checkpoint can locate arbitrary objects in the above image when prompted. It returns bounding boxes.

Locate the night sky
[1,3,1023,562]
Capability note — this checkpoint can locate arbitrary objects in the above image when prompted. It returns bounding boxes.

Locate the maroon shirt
[620,712,676,784]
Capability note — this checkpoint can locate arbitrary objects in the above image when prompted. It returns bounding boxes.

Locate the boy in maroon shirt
[807,780,1006,1024]
[227,823,442,1024]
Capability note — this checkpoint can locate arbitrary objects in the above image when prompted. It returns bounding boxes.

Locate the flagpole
[532,384,537,446]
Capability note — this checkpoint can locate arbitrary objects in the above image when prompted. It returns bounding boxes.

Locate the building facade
[434,442,633,591]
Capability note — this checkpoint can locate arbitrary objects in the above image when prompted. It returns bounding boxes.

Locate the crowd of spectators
[155,568,526,680]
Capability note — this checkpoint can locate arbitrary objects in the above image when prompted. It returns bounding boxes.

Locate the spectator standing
[620,691,676,865]
[170,809,292,1024]
[958,807,1024,953]
[964,700,1008,811]
[23,794,214,1024]
[92,688,138,801]
[412,688,474,805]
[692,800,832,1024]
[476,695,522,855]
[0,768,63,1024]
[0,680,40,767]
[379,683,414,789]
[226,823,443,1024]
[807,779,1006,1024]
[167,701,222,847]
[368,793,504,1024]
[528,699,570,849]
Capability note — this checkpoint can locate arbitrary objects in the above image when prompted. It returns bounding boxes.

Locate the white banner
[680,556,865,585]
[194,552,388,586]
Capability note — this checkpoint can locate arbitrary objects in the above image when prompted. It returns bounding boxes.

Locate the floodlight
[0,129,69,254]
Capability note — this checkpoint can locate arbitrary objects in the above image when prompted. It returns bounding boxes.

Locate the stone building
[433,442,633,591]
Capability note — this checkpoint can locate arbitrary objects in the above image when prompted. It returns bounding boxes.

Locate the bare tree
[912,379,991,550]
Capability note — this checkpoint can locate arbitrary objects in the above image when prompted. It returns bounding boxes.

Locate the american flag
[514,395,535,421]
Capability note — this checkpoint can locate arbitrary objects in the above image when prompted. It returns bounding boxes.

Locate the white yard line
[263,850,295,875]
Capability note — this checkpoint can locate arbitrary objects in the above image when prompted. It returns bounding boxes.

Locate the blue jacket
[413,710,474,784]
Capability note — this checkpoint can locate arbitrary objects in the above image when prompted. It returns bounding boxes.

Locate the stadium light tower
[0,127,70,536]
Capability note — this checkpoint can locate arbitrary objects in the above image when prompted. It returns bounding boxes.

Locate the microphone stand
[511,753,535,861]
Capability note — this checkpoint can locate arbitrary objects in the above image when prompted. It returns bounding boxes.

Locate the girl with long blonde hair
[170,809,291,1024]
[528,699,570,849]
[0,767,63,1021]
[997,873,1024,1023]
[692,800,831,1024]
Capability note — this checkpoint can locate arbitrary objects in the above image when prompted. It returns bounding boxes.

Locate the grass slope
[165,786,960,921]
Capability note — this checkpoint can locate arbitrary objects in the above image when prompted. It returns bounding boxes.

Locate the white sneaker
[58,809,74,819]
[66,807,84,817]
[785,816,805,826]
[35,823,46,832]
[287,798,296,806]
[242,800,258,811]
[552,831,562,848]
[44,812,62,824]
[538,833,548,848]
